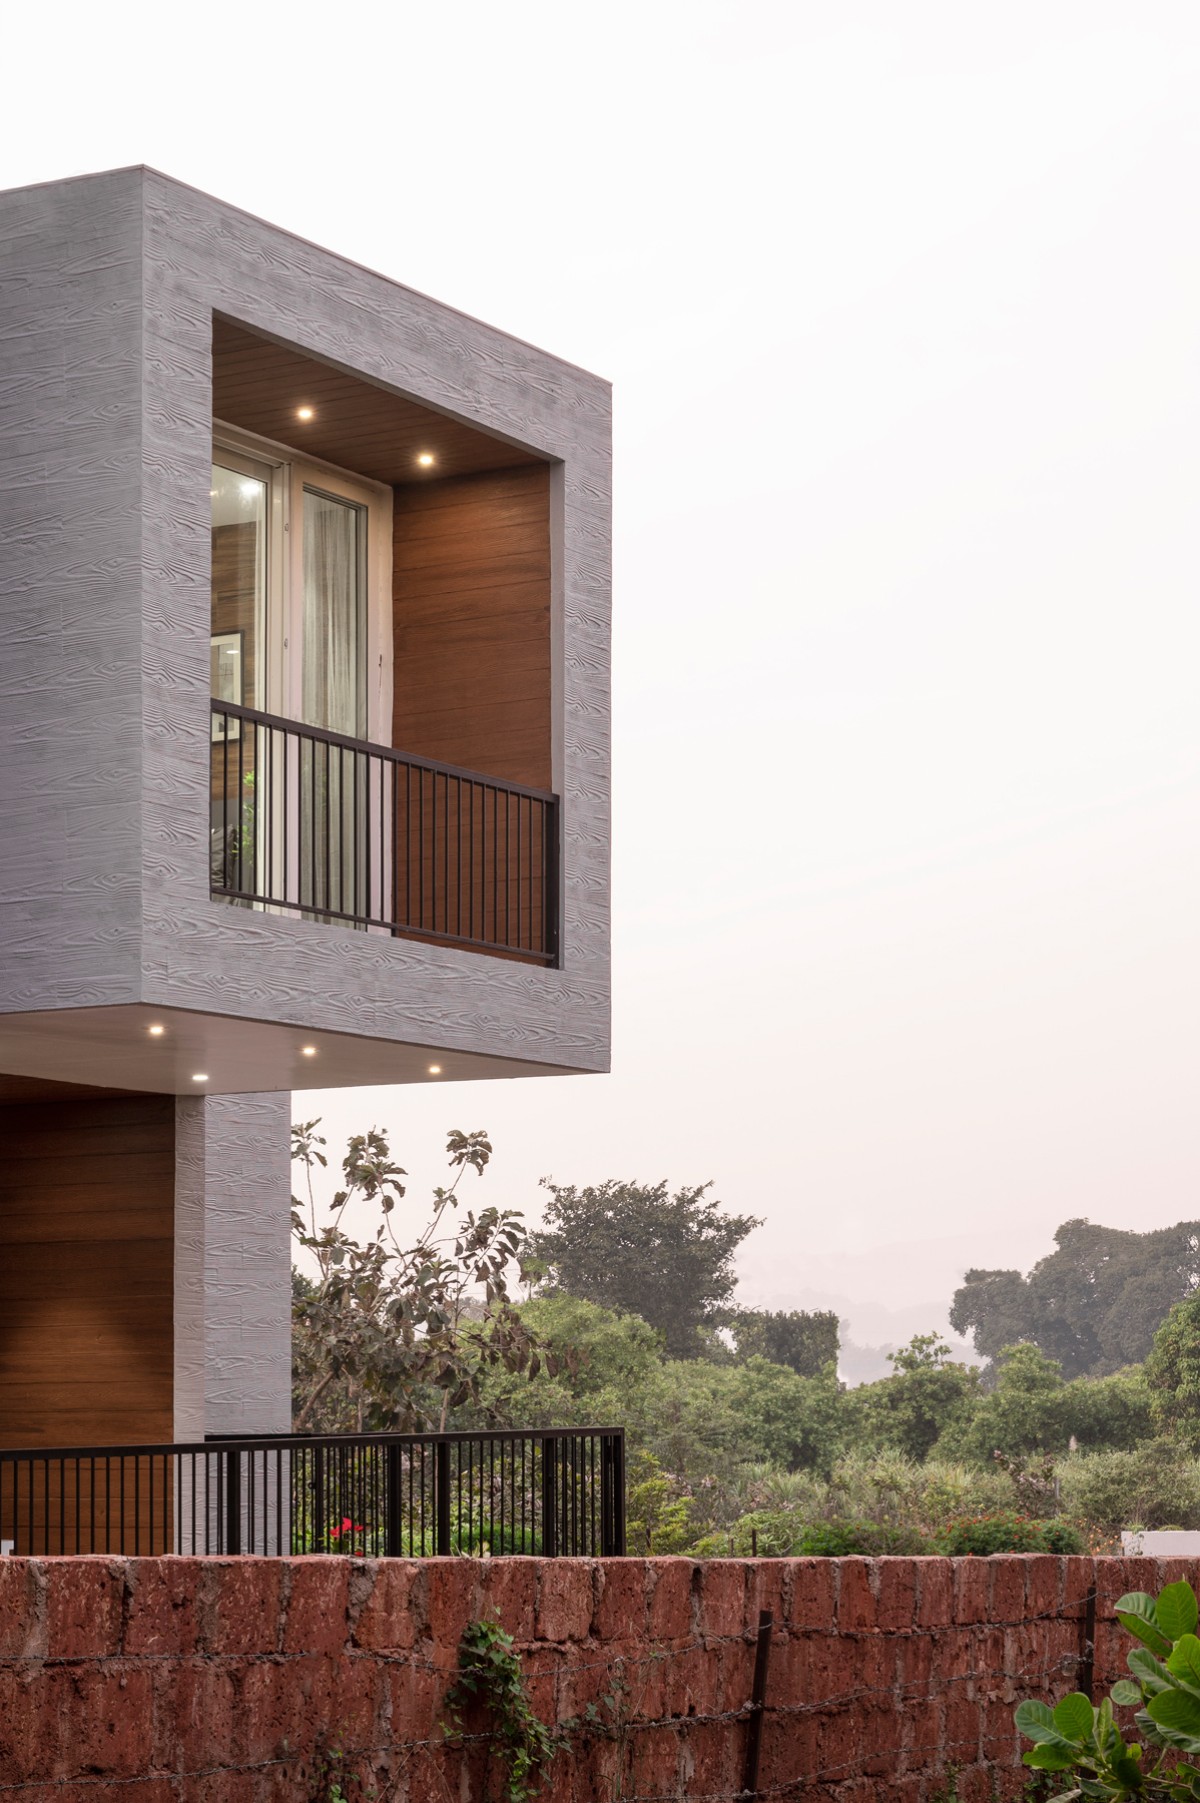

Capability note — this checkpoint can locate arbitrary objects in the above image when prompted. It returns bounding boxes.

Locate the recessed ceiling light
[191,1073,209,1083]
[417,452,435,467]
[297,406,315,421]
[301,1045,317,1057]
[428,1063,442,1075]
[148,1024,165,1037]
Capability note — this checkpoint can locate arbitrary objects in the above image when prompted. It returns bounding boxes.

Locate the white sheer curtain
[300,488,366,917]
[302,489,363,735]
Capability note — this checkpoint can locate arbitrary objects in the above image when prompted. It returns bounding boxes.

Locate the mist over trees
[949,1218,1200,1379]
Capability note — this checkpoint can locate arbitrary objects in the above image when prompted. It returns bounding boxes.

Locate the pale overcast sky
[5,2,1199,1349]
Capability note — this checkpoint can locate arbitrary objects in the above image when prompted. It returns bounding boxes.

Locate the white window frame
[212,419,393,745]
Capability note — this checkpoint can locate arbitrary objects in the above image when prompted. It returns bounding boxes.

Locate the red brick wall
[0,1554,1187,1800]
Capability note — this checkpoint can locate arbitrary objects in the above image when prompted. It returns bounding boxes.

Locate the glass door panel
[301,487,365,736]
[211,461,268,899]
[299,487,367,918]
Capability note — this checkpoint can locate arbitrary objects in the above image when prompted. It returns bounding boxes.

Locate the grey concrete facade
[174,1092,292,1439]
[0,165,611,1094]
[0,167,610,1450]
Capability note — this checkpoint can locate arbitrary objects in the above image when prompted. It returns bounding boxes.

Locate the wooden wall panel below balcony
[392,465,552,792]
[0,1098,175,1455]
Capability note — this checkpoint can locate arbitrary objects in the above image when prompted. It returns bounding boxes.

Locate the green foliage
[1057,1439,1200,1538]
[933,1512,1084,1556]
[443,1615,562,1803]
[850,1334,980,1461]
[952,1219,1200,1380]
[1014,1579,1200,1798]
[625,1451,695,1554]
[691,1514,927,1557]
[530,1177,760,1359]
[937,1343,1152,1465]
[1147,1294,1200,1448]
[729,1308,840,1376]
[291,1122,552,1433]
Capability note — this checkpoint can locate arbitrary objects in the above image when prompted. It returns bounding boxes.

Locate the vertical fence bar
[541,1438,559,1558]
[435,1441,451,1557]
[223,1450,241,1556]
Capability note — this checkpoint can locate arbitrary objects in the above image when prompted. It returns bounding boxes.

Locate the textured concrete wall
[0,1554,1176,1799]
[0,171,146,1013]
[174,1093,291,1439]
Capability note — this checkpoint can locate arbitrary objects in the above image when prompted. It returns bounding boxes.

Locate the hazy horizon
[7,3,1199,1354]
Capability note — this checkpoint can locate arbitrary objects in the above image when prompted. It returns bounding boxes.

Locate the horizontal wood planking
[0,1099,175,1458]
[392,466,552,791]
[213,318,545,485]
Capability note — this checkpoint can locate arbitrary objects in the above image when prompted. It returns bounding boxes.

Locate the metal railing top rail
[213,700,558,805]
[0,1426,625,1461]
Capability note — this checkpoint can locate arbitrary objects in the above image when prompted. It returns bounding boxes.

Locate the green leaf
[1022,1744,1076,1772]
[1159,1583,1200,1643]
[1053,1694,1096,1742]
[1016,1700,1059,1743]
[1147,1686,1200,1751]
[1109,1742,1145,1786]
[1169,1634,1200,1691]
[1110,1679,1144,1708]
[1130,1645,1174,1694]
[1117,1593,1173,1658]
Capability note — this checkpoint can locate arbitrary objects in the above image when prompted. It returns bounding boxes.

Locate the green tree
[466,1296,664,1430]
[851,1333,980,1461]
[951,1218,1200,1379]
[1146,1292,1200,1446]
[291,1121,547,1432]
[531,1177,760,1358]
[938,1342,1150,1464]
[730,1308,839,1376]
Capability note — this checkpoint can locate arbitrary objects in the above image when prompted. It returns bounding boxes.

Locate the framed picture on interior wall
[211,632,243,740]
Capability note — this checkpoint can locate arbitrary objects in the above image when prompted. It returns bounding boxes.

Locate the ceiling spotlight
[301,1045,317,1057]
[191,1073,209,1083]
[297,406,315,421]
[147,1024,165,1037]
[417,452,435,467]
[427,1063,442,1075]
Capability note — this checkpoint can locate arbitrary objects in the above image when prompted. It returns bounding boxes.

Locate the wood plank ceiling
[212,319,545,485]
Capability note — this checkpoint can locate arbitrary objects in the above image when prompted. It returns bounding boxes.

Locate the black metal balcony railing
[211,702,559,964]
[0,1427,625,1559]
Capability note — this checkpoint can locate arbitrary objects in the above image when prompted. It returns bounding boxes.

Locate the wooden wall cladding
[391,465,552,791]
[213,318,544,484]
[0,1097,175,1454]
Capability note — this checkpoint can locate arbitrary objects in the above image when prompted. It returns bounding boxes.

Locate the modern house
[0,166,611,1502]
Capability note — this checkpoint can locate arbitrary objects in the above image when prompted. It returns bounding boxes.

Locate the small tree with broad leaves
[1015,1578,1200,1798]
[291,1120,558,1433]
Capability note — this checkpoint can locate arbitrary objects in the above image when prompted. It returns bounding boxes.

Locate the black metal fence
[0,1427,624,1559]
[211,701,559,964]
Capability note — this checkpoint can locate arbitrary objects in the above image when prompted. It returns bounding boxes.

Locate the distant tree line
[291,1122,1200,1554]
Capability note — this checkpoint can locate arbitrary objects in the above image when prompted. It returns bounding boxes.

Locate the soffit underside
[212,318,547,485]
[0,1005,580,1098]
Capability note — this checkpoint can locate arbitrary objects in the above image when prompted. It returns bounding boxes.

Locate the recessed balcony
[210,701,559,964]
[210,318,559,968]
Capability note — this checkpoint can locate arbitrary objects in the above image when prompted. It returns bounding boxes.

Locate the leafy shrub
[823,1450,1011,1533]
[794,1518,928,1556]
[935,1511,1084,1555]
[1056,1440,1200,1537]
[1015,1577,1200,1797]
[690,1513,927,1557]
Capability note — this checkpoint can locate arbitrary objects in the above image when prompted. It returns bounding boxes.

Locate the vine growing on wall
[442,1614,565,1803]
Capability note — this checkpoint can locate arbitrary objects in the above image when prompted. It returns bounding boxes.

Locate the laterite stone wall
[0,1555,1185,1800]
